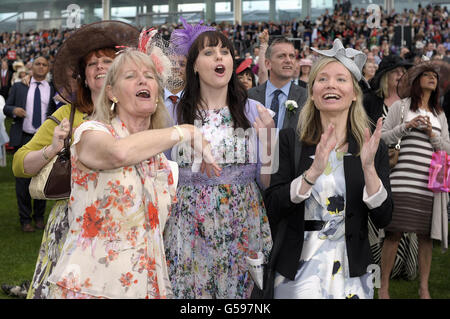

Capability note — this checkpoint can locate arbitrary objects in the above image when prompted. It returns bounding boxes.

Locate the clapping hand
[308,124,337,179]
[253,104,275,142]
[361,117,382,170]
[189,126,221,178]
[200,140,222,178]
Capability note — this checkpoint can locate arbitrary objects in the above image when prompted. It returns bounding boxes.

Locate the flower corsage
[285,100,298,114]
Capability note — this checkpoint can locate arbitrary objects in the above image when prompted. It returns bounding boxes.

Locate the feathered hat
[170,17,216,56]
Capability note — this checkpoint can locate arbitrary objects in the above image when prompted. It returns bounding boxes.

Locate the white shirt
[23,78,51,134]
[164,88,183,125]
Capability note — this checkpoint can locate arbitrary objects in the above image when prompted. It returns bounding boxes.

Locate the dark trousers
[14,132,46,226]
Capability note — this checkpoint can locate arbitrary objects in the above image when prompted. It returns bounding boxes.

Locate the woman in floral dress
[11,21,140,299]
[46,49,217,299]
[164,28,274,299]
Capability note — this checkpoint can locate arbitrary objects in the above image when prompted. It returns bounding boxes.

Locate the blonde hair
[375,71,390,99]
[92,49,170,130]
[297,57,370,155]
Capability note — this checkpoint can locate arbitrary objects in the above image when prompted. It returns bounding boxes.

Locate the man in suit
[248,37,307,131]
[164,54,187,124]
[3,56,56,232]
[0,59,12,100]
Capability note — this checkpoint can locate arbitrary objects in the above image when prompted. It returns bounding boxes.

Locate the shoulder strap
[47,115,60,125]
[395,100,405,149]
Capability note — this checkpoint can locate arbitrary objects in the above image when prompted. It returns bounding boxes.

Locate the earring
[110,97,118,112]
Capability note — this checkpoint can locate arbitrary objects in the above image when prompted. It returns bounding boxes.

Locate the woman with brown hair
[12,21,140,299]
[362,55,418,283]
[164,22,274,299]
[379,61,450,299]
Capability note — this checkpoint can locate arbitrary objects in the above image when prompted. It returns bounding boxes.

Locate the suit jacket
[3,81,56,147]
[0,69,12,99]
[248,81,307,130]
[264,128,393,280]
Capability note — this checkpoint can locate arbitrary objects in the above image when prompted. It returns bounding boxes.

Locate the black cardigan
[264,128,393,280]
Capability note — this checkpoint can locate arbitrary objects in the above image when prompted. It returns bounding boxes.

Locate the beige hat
[12,60,24,71]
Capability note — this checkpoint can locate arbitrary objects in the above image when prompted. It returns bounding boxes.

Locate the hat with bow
[311,39,369,87]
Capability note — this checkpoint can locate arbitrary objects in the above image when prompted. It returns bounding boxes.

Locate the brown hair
[73,48,117,115]
[409,71,442,115]
[176,31,250,129]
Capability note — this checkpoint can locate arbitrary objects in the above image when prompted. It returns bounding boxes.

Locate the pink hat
[299,59,313,67]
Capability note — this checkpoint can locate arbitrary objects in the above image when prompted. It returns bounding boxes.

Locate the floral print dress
[274,150,374,299]
[164,106,272,299]
[47,117,176,299]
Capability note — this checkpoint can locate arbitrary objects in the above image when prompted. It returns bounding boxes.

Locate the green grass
[0,152,52,299]
[0,142,449,299]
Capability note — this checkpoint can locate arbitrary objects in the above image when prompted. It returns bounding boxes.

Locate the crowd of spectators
[0,3,449,98]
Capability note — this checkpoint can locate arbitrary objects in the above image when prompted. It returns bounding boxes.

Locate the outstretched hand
[361,117,382,170]
[200,141,222,178]
[253,104,275,142]
[50,117,71,154]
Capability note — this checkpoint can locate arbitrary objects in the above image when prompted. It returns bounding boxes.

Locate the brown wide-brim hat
[397,60,450,99]
[53,20,140,103]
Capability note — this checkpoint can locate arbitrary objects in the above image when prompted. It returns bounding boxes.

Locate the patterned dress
[27,200,69,298]
[163,106,272,299]
[274,150,374,299]
[47,117,175,299]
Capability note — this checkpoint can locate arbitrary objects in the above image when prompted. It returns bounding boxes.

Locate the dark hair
[237,68,256,88]
[177,31,250,129]
[73,48,116,115]
[410,71,442,115]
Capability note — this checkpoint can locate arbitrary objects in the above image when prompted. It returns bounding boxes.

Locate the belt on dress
[305,220,326,231]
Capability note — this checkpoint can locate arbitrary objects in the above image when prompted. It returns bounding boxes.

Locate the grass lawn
[0,149,449,299]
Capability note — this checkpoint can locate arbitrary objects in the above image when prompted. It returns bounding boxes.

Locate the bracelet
[302,171,315,186]
[173,125,184,142]
[42,146,50,161]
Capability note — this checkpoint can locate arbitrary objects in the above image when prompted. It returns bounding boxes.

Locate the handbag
[428,150,450,193]
[29,105,75,200]
[250,130,302,299]
[388,102,405,168]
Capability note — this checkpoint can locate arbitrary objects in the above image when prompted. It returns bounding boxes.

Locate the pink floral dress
[47,117,176,299]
